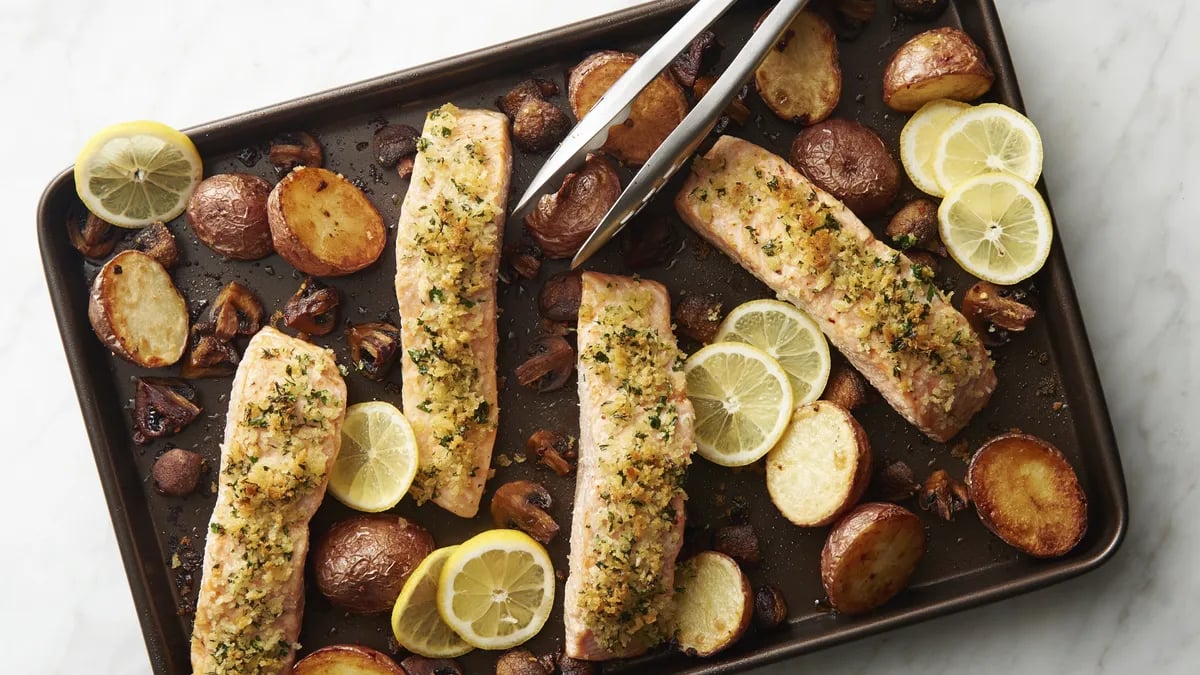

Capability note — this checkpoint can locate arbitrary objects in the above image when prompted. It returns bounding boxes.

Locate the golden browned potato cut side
[394,104,511,518]
[675,135,995,442]
[190,327,347,674]
[88,250,188,368]
[754,10,842,125]
[820,502,926,614]
[882,27,995,112]
[564,272,695,660]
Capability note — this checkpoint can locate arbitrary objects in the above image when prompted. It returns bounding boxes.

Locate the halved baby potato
[754,10,841,125]
[568,50,690,166]
[673,551,754,657]
[88,250,188,368]
[267,166,387,277]
[820,502,925,615]
[766,401,872,527]
[882,27,995,112]
[967,432,1087,558]
[292,644,405,674]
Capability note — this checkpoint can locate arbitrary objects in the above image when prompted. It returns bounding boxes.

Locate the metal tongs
[512,0,810,269]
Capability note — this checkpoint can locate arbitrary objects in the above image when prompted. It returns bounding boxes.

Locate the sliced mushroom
[181,324,240,379]
[346,321,402,380]
[514,336,575,393]
[491,481,560,544]
[372,124,420,168]
[269,131,323,174]
[670,30,720,88]
[210,282,265,341]
[125,221,179,269]
[875,460,919,502]
[754,585,789,629]
[282,277,340,336]
[833,0,877,39]
[961,281,1037,348]
[673,293,724,344]
[133,377,202,445]
[524,154,621,259]
[714,523,761,568]
[66,209,118,258]
[621,213,679,269]
[400,656,463,675]
[694,77,751,128]
[538,270,582,322]
[919,469,970,521]
[821,364,871,411]
[504,236,544,282]
[525,429,577,476]
[495,649,550,675]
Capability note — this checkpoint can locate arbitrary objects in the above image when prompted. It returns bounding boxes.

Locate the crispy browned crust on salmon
[191,327,347,674]
[675,136,994,441]
[395,105,512,518]
[564,273,695,660]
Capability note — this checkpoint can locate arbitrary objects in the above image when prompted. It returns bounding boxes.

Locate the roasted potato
[820,502,925,614]
[766,401,872,527]
[313,515,435,614]
[882,27,995,112]
[292,644,405,675]
[967,432,1087,558]
[790,118,899,217]
[754,10,841,125]
[524,154,620,258]
[673,551,753,657]
[186,173,274,260]
[88,250,188,368]
[267,166,386,276]
[568,51,689,166]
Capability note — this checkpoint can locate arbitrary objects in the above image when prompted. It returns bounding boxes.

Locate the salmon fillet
[675,136,994,441]
[395,104,512,518]
[564,273,696,660]
[191,327,347,674]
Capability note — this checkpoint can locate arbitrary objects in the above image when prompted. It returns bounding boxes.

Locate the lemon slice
[684,342,795,467]
[938,172,1053,285]
[932,103,1043,192]
[74,121,203,228]
[329,401,419,512]
[392,546,473,658]
[713,299,830,406]
[436,529,555,651]
[899,99,970,197]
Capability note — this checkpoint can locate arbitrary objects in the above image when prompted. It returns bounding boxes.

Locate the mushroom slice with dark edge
[268,131,323,174]
[670,30,720,88]
[346,322,402,380]
[503,235,543,282]
[525,429,577,476]
[491,480,560,544]
[210,281,265,341]
[372,124,420,168]
[753,584,789,629]
[399,655,463,675]
[282,277,340,336]
[124,221,179,269]
[152,448,205,497]
[66,208,118,258]
[673,293,724,343]
[961,281,1037,346]
[537,270,582,322]
[919,469,970,521]
[132,377,201,445]
[524,154,621,259]
[514,336,575,393]
[181,324,240,379]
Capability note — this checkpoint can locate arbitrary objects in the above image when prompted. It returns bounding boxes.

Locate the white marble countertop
[4,0,1197,672]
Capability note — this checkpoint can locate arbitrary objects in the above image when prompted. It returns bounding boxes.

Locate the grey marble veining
[2,0,1196,673]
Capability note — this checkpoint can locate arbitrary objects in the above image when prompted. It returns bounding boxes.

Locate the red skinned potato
[524,154,621,259]
[88,250,188,368]
[568,50,689,166]
[673,551,754,657]
[790,119,899,217]
[821,503,925,614]
[882,27,995,112]
[291,644,405,674]
[766,401,872,527]
[754,10,841,125]
[312,515,435,614]
[267,166,386,276]
[186,173,274,260]
[968,432,1087,558]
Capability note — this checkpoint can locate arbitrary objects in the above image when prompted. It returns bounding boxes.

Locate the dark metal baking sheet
[38,1,1127,673]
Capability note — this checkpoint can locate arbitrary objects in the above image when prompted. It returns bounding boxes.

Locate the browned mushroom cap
[122,221,179,269]
[181,324,240,379]
[537,270,582,322]
[918,469,970,521]
[503,236,543,282]
[269,131,323,174]
[133,377,202,445]
[346,322,402,380]
[399,655,463,675]
[282,277,340,336]
[512,99,572,154]
[211,282,265,341]
[525,429,577,476]
[66,208,118,258]
[514,336,575,392]
[887,199,940,252]
[556,656,597,675]
[524,154,621,259]
[673,293,724,344]
[714,523,761,568]
[495,649,551,675]
[491,481,560,544]
[875,460,919,502]
[821,364,872,411]
[496,78,560,118]
[152,448,205,497]
[372,124,420,168]
[754,584,789,629]
[962,281,1037,333]
[670,30,720,88]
